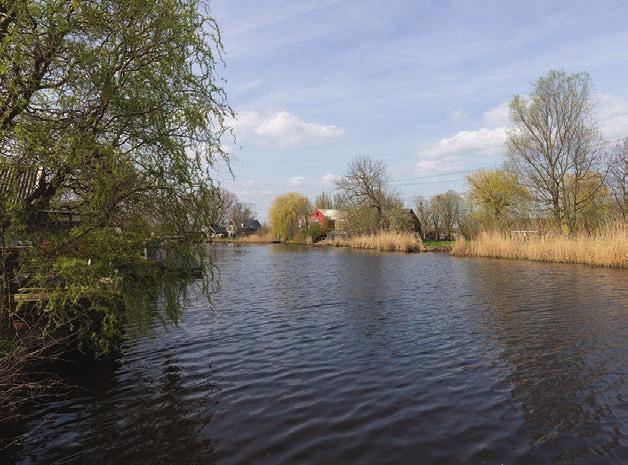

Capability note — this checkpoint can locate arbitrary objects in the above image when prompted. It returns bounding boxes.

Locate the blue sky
[210,0,628,219]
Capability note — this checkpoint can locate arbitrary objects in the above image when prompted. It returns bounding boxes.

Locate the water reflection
[3,247,626,465]
[463,259,626,463]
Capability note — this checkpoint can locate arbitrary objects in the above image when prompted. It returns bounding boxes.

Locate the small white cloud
[482,102,510,128]
[449,110,466,123]
[288,176,305,186]
[232,110,344,147]
[597,93,628,139]
[320,173,338,185]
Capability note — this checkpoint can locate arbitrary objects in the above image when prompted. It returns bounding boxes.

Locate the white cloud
[232,110,344,147]
[288,176,305,186]
[482,102,509,128]
[449,110,466,123]
[597,93,628,139]
[417,127,507,175]
[320,173,338,185]
[423,127,507,158]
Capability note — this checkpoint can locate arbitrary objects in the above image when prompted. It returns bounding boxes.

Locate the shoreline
[209,237,626,268]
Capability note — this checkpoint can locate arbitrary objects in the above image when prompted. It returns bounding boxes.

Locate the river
[3,245,627,464]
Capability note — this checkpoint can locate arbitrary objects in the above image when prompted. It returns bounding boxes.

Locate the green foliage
[466,168,530,231]
[306,222,322,240]
[1,0,231,356]
[268,192,311,241]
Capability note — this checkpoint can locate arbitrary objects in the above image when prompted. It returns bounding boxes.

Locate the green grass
[423,240,454,248]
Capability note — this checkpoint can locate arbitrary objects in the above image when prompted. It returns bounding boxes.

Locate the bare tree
[207,188,238,227]
[431,191,464,240]
[230,201,257,227]
[412,195,432,240]
[314,191,334,209]
[607,139,626,222]
[335,156,395,230]
[506,70,608,233]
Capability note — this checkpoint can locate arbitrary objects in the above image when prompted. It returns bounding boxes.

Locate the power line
[390,169,476,183]
[391,177,467,188]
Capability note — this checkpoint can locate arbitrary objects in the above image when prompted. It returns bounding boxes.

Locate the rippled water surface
[3,245,628,464]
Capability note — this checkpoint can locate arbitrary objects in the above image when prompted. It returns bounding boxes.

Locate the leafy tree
[0,0,232,355]
[268,193,311,242]
[466,168,529,230]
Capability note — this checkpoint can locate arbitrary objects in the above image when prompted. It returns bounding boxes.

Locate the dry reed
[321,232,424,253]
[451,226,626,268]
[232,232,276,243]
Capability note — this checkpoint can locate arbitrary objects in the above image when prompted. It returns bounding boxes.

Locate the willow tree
[269,193,311,242]
[506,70,607,233]
[0,1,232,355]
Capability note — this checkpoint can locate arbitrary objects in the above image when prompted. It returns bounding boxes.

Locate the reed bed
[321,232,424,253]
[234,232,277,243]
[451,226,626,268]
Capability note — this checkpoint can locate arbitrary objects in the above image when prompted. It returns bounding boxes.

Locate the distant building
[227,219,262,238]
[406,209,421,234]
[311,208,339,231]
[209,226,228,238]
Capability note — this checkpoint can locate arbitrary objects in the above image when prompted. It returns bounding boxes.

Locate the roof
[0,161,44,205]
[242,219,262,230]
[317,209,339,220]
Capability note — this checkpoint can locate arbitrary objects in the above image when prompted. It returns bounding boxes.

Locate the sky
[209,0,628,220]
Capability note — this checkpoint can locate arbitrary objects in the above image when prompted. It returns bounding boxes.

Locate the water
[3,245,627,464]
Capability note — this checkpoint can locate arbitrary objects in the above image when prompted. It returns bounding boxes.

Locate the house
[1,162,82,247]
[406,209,421,234]
[209,226,227,238]
[227,219,262,238]
[0,163,45,247]
[311,209,339,231]
[0,163,45,207]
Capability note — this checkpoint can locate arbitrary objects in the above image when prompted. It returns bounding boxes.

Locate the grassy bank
[423,240,454,251]
[451,227,626,268]
[320,232,425,252]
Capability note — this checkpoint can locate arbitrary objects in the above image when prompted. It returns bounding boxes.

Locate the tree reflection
[463,259,625,462]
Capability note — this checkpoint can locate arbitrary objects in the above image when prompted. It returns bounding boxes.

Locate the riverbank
[319,232,425,252]
[451,228,626,268]
[211,233,278,244]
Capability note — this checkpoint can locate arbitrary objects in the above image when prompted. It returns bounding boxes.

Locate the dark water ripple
[3,245,627,465]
